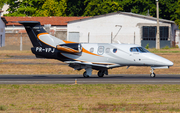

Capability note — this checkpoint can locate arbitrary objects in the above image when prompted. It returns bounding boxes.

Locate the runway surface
[0,74,180,84]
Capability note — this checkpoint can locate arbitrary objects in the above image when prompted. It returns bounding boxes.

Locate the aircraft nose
[166,60,173,66]
[158,57,173,66]
[144,53,173,66]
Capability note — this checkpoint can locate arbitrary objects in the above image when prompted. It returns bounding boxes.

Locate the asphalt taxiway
[0,74,180,84]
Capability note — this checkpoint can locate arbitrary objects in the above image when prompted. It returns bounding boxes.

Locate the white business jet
[18,21,173,78]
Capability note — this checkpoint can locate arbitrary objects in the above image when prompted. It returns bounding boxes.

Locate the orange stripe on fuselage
[81,48,101,57]
[37,33,56,48]
[63,40,76,44]
[62,40,102,57]
[57,45,79,53]
[37,33,49,38]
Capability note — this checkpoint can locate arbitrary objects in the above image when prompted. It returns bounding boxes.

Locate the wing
[64,61,122,70]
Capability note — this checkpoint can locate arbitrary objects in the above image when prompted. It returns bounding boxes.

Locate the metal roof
[67,11,175,24]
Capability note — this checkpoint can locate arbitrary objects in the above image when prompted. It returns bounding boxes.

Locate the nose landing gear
[150,68,156,78]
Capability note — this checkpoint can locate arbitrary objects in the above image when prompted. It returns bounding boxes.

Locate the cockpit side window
[130,47,139,52]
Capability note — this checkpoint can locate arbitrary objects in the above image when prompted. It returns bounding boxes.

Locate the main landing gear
[83,71,89,78]
[98,70,108,77]
[150,68,156,78]
[83,67,108,78]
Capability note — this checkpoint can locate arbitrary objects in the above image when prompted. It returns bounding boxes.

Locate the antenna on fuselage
[116,40,121,44]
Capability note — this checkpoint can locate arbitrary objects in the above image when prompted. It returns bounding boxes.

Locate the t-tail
[19,21,46,47]
[19,21,65,58]
[19,21,82,61]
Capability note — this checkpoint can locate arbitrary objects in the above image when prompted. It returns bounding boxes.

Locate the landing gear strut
[83,67,92,78]
[150,68,156,78]
[83,71,89,78]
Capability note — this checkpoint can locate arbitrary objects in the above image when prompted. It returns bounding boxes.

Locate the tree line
[1,0,180,27]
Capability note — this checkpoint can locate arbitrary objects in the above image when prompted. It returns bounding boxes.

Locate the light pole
[156,0,160,49]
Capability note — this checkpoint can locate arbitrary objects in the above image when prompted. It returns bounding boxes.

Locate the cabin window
[142,26,169,40]
[90,48,94,53]
[106,48,110,53]
[98,46,104,55]
[113,48,117,53]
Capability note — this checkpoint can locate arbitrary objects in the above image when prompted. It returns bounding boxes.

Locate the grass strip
[0,84,180,112]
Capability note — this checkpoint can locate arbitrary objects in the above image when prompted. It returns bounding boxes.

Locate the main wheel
[98,70,104,77]
[83,71,89,78]
[150,72,156,78]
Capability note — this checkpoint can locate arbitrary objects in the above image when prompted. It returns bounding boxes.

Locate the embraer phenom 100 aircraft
[18,21,173,78]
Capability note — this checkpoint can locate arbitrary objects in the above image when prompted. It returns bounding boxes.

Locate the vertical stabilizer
[19,21,46,47]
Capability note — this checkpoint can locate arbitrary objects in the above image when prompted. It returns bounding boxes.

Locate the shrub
[162,45,170,49]
[145,43,149,49]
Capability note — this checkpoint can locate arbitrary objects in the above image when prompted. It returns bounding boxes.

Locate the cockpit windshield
[130,47,149,53]
[138,47,149,52]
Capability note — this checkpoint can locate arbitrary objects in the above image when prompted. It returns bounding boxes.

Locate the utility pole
[156,0,160,49]
[88,32,90,43]
[20,33,22,51]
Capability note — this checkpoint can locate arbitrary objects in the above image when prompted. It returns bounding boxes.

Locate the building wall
[0,17,5,47]
[5,25,67,33]
[175,30,180,47]
[67,13,173,46]
[171,24,179,47]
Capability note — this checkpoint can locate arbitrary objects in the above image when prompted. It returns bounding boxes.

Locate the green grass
[1,84,180,112]
[148,48,180,53]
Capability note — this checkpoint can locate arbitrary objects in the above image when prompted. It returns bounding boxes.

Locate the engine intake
[56,43,82,53]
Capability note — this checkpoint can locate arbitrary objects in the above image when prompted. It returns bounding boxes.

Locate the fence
[0,31,67,50]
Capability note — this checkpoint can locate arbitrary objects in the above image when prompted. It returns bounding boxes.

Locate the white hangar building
[67,12,179,48]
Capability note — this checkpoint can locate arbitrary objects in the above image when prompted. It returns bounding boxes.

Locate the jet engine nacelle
[56,43,82,53]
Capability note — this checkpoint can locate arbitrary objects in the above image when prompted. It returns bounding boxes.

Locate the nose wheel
[150,68,156,78]
[150,72,156,78]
